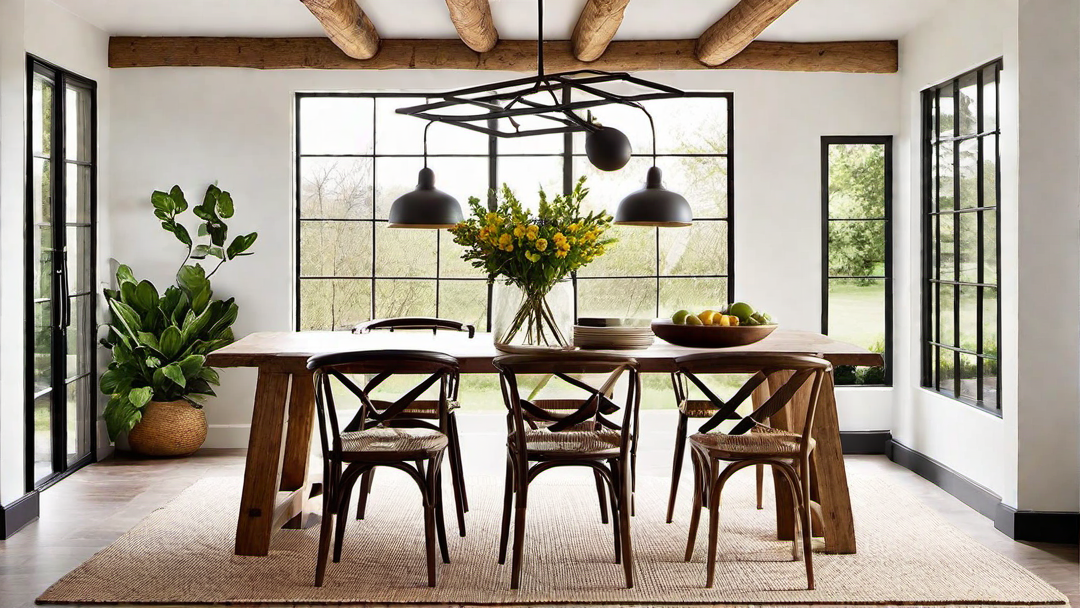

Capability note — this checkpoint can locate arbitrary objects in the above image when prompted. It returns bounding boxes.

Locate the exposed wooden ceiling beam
[444,0,498,53]
[572,0,631,62]
[108,37,897,73]
[697,0,800,66]
[299,0,380,60]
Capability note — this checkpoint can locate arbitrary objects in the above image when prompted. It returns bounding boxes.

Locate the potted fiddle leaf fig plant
[100,184,257,456]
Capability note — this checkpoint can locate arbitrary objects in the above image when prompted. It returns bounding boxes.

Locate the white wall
[0,0,110,505]
[107,68,900,447]
[896,0,1080,513]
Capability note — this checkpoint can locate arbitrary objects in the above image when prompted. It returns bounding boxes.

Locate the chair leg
[432,466,449,565]
[510,490,528,590]
[593,469,610,524]
[800,461,816,590]
[355,469,374,520]
[314,492,334,587]
[666,413,689,524]
[756,463,764,510]
[684,449,704,562]
[498,454,514,565]
[423,502,437,588]
[705,459,725,589]
[446,415,468,537]
[609,463,622,564]
[449,413,469,512]
[618,459,635,589]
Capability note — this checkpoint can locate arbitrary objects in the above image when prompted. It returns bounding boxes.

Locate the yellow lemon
[717,315,731,327]
[697,310,717,325]
[726,315,740,326]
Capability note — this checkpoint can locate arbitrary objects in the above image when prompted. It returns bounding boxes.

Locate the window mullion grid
[951,78,962,399]
[933,89,942,389]
[369,100,377,322]
[975,69,985,403]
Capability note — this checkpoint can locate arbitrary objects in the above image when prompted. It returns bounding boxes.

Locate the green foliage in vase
[100,184,257,439]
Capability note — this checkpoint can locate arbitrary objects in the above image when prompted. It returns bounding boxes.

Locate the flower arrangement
[450,177,615,348]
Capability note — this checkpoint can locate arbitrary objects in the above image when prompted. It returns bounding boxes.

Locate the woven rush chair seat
[690,425,816,459]
[376,399,461,419]
[679,399,721,418]
[341,427,449,455]
[516,429,622,457]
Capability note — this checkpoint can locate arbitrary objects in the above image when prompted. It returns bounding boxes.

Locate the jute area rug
[38,471,1066,606]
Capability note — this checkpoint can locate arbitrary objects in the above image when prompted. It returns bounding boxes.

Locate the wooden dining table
[207,329,882,558]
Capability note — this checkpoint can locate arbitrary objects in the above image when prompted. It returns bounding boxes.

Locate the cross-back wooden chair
[307,349,458,587]
[676,352,831,591]
[352,317,473,537]
[493,352,641,590]
[666,370,767,523]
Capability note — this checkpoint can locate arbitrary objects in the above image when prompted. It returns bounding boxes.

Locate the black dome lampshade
[585,126,632,171]
[388,121,463,229]
[387,167,463,229]
[614,106,692,227]
[614,166,692,227]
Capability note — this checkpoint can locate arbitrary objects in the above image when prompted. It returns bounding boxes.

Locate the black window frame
[293,91,735,331]
[921,58,1003,415]
[24,55,98,492]
[820,135,893,386]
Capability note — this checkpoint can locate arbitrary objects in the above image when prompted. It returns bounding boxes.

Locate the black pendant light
[585,125,632,171]
[614,107,692,227]
[387,122,463,229]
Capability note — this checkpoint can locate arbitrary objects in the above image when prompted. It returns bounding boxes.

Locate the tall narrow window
[821,137,892,386]
[25,56,97,489]
[922,59,1001,414]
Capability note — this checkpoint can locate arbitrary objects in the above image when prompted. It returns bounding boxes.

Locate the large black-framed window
[821,136,892,386]
[921,59,1002,414]
[294,92,734,332]
[25,56,98,491]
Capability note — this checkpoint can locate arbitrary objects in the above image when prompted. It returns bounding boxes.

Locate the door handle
[59,250,71,329]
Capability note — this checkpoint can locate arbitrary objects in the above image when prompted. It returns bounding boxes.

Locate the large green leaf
[217,190,234,219]
[177,354,206,378]
[135,331,161,351]
[104,395,141,440]
[226,232,257,259]
[206,222,228,248]
[191,286,211,315]
[108,299,143,337]
[161,363,186,388]
[132,280,159,312]
[159,325,183,359]
[151,190,174,217]
[177,264,209,297]
[128,386,154,409]
[172,223,192,247]
[169,185,189,213]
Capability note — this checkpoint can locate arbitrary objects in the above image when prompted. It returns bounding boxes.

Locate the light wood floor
[3,411,1077,608]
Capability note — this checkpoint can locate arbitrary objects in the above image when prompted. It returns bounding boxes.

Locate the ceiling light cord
[423,120,433,168]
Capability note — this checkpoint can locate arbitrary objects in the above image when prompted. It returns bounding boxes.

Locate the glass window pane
[982,66,998,133]
[437,280,488,328]
[573,156,652,218]
[299,97,373,155]
[658,277,728,320]
[828,220,885,277]
[66,378,91,465]
[937,347,955,394]
[66,226,91,293]
[374,223,437,278]
[958,212,979,283]
[655,156,729,219]
[827,278,885,352]
[959,285,978,352]
[982,287,998,357]
[957,72,978,137]
[66,294,92,378]
[937,143,954,211]
[375,279,436,318]
[65,164,91,223]
[376,97,488,155]
[299,278,371,331]
[577,224,655,278]
[644,96,729,155]
[375,156,487,219]
[938,283,956,346]
[299,221,373,277]
[958,353,978,400]
[983,135,997,207]
[33,225,54,301]
[65,84,92,162]
[958,138,978,208]
[33,393,53,483]
[660,220,728,276]
[439,230,486,279]
[827,144,886,219]
[496,156,563,203]
[32,74,54,157]
[577,278,656,319]
[33,158,52,224]
[33,303,53,394]
[982,360,999,410]
[938,87,955,138]
[300,157,373,219]
[937,213,955,279]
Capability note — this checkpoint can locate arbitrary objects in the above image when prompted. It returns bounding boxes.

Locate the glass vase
[492,279,574,352]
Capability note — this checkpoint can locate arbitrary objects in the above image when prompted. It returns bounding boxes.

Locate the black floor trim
[887,439,1078,544]
[0,491,39,538]
[840,430,891,454]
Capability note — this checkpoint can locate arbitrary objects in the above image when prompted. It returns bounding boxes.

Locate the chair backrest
[353,317,476,338]
[493,351,640,460]
[673,352,831,452]
[307,350,460,456]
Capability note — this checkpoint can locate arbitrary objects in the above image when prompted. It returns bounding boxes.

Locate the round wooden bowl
[650,319,778,348]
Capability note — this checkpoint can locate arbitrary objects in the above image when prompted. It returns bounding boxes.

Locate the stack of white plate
[573,323,655,350]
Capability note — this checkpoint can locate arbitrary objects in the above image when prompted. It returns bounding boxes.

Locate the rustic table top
[207,329,884,374]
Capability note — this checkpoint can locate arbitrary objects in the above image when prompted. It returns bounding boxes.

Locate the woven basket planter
[127,400,207,457]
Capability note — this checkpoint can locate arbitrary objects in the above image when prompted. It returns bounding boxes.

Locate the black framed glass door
[26,56,97,490]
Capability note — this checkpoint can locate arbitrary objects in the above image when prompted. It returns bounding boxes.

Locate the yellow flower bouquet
[450,177,614,349]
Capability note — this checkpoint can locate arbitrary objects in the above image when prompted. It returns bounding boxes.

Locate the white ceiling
[51,0,945,41]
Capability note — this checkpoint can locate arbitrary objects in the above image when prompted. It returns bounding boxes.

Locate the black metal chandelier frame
[394,0,686,139]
